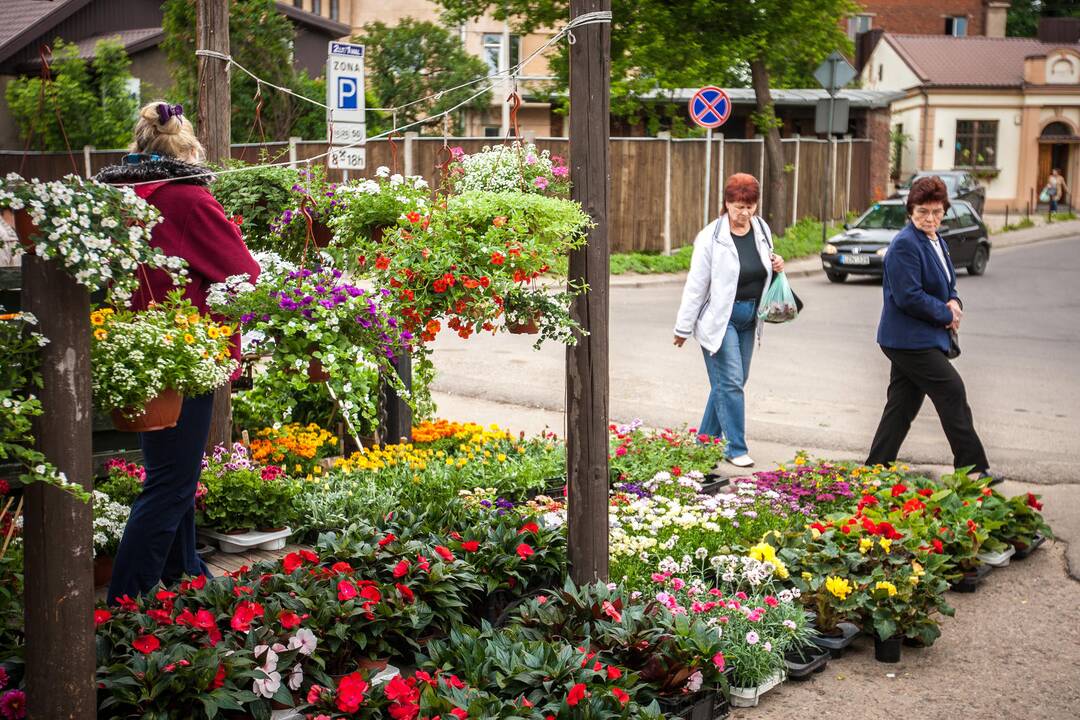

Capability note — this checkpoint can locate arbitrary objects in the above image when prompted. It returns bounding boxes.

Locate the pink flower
[672,578,685,591]
[552,165,569,177]
[0,689,26,720]
[746,631,760,645]
[712,652,726,671]
[533,176,549,190]
[450,146,465,159]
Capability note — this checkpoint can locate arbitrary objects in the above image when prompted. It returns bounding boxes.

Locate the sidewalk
[608,218,1080,288]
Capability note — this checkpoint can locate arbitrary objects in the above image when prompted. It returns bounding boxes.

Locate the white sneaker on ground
[727,455,754,468]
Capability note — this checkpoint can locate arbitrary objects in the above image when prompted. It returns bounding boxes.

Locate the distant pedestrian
[97,101,261,604]
[1047,168,1069,214]
[673,173,785,468]
[866,175,992,480]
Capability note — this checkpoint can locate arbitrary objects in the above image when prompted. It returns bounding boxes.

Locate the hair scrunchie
[155,103,184,125]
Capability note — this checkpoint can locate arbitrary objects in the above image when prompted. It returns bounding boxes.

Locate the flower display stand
[199,527,293,554]
[977,545,1016,567]
[729,670,786,708]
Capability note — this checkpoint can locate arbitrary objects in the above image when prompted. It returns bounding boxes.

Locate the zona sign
[689,86,731,129]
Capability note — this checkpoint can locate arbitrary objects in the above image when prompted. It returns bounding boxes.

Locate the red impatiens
[229,600,264,632]
[338,580,359,601]
[434,545,455,563]
[393,560,411,578]
[132,634,160,655]
[94,609,112,626]
[335,672,370,713]
[611,687,630,706]
[566,683,589,706]
[515,543,535,560]
[517,521,539,535]
[461,540,479,552]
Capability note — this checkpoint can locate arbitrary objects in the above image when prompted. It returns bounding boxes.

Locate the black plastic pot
[1013,533,1047,560]
[784,645,830,679]
[699,474,731,495]
[874,635,902,663]
[950,562,992,593]
[811,621,860,658]
[657,688,727,720]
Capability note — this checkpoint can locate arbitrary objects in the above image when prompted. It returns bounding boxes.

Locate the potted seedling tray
[1013,533,1047,560]
[657,687,728,720]
[811,622,860,658]
[977,545,1016,567]
[950,562,992,593]
[199,527,293,554]
[784,645,830,679]
[729,670,785,708]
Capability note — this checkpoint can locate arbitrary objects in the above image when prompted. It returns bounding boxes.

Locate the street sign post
[814,51,857,244]
[326,41,366,170]
[689,86,732,226]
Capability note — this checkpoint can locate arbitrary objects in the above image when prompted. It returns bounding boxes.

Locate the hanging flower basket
[307,356,331,383]
[311,220,333,248]
[111,388,183,432]
[11,209,38,253]
[506,313,541,335]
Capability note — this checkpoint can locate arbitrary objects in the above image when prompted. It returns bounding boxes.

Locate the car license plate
[840,254,870,265]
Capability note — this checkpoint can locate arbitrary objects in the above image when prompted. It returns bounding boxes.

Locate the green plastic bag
[758,272,799,324]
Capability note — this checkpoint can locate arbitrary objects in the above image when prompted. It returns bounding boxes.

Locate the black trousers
[107,393,214,604]
[866,347,989,473]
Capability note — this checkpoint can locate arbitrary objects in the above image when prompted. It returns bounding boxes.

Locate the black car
[820,199,991,283]
[893,170,985,215]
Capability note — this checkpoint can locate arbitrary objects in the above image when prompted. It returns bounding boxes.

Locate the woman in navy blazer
[866,176,991,478]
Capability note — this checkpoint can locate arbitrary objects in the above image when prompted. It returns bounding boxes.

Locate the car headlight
[823,244,838,255]
[876,248,888,256]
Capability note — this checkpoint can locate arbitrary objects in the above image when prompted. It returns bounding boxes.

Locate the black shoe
[969,471,1003,486]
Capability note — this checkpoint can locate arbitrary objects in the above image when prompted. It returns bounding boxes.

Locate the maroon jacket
[97,158,260,376]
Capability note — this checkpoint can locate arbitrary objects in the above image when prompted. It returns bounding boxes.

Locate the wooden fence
[1,135,870,254]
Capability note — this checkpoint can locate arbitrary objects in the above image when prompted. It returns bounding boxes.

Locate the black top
[732,228,767,300]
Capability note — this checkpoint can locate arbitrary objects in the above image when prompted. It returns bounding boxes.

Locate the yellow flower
[188,313,200,325]
[184,333,195,344]
[859,537,874,554]
[825,576,853,600]
[93,328,108,341]
[801,571,813,581]
[207,326,219,339]
[90,311,106,326]
[879,538,892,553]
[497,453,507,462]
[748,542,789,579]
[874,581,898,597]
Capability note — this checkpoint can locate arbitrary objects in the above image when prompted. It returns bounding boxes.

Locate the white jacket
[673,215,774,354]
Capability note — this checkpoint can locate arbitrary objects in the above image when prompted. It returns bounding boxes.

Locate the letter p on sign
[338,77,358,110]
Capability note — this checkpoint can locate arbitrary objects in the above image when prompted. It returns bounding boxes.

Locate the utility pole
[23,253,95,717]
[566,0,611,584]
[197,0,232,449]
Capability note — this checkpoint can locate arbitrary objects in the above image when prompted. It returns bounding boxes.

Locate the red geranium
[1027,493,1043,511]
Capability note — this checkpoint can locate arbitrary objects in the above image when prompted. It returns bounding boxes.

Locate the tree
[6,38,140,151]
[162,0,325,142]
[1008,0,1080,37]
[354,18,492,133]
[435,0,855,234]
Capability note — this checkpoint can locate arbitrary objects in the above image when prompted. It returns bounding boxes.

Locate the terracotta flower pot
[93,554,114,588]
[370,224,388,244]
[356,657,390,673]
[12,209,39,253]
[111,388,183,432]
[307,357,330,382]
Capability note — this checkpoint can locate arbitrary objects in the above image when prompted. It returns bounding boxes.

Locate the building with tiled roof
[862,22,1080,213]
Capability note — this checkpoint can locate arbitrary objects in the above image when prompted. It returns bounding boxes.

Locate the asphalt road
[430,234,1080,485]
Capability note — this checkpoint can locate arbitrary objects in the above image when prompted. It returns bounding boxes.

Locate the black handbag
[946,329,961,359]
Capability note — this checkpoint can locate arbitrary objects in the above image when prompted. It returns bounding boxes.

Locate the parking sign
[326,41,366,169]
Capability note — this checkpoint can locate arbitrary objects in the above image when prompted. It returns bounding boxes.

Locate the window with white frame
[482,33,522,74]
[945,16,968,36]
[847,14,873,39]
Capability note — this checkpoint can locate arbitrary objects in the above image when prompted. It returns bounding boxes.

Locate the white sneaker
[727,455,755,468]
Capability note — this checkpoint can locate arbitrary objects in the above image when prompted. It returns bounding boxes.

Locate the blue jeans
[108,393,214,604]
[699,299,757,457]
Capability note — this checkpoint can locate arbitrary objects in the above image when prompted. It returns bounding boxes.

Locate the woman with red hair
[673,173,784,467]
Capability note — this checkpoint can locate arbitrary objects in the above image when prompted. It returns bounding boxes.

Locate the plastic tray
[730,670,785,708]
[199,527,292,554]
[977,545,1016,567]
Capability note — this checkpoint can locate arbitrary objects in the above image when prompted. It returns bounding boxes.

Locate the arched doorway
[1038,121,1075,208]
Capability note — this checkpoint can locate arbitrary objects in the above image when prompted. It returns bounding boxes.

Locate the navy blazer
[876,222,960,353]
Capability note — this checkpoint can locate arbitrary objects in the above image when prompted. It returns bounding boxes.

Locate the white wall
[861,38,924,92]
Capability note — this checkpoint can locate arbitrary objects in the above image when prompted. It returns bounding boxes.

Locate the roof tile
[886,33,1080,88]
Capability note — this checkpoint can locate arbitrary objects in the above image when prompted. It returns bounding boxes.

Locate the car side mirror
[842,222,850,230]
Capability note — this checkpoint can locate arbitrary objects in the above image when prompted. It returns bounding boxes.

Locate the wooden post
[566,0,611,584]
[791,136,800,226]
[22,254,95,718]
[197,0,232,449]
[659,131,672,255]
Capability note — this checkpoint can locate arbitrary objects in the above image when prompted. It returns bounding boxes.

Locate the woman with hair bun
[673,173,785,468]
[97,101,260,603]
[866,175,992,479]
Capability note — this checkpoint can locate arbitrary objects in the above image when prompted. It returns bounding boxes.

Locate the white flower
[289,627,318,656]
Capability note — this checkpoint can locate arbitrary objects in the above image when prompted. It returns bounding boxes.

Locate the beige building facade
[291,0,558,137]
[862,32,1080,212]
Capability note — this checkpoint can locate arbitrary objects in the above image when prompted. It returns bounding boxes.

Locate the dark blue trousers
[107,393,214,604]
